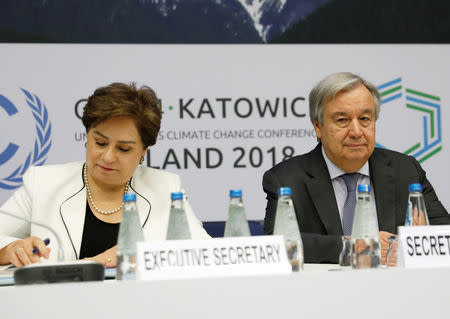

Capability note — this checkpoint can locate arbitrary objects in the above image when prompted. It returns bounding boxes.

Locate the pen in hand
[32,238,50,254]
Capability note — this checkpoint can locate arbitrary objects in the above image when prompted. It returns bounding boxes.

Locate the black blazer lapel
[369,148,397,233]
[304,144,343,235]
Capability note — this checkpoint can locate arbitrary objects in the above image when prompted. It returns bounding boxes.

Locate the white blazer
[0,162,210,262]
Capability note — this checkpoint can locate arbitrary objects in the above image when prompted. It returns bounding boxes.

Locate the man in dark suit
[263,72,449,264]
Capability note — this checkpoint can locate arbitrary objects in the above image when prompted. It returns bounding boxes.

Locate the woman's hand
[84,246,117,268]
[0,236,50,267]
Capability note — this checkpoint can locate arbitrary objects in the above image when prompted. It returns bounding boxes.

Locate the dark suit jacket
[263,143,450,263]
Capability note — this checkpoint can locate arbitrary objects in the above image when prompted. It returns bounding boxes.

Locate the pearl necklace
[83,164,129,215]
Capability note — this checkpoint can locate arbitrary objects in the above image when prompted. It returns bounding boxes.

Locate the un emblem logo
[0,89,52,190]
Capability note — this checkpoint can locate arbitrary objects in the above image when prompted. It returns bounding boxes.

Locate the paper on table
[0,267,15,286]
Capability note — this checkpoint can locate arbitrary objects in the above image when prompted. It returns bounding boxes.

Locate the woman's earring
[139,156,144,164]
[84,142,87,148]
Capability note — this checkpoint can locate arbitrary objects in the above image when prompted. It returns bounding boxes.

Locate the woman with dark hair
[0,82,209,268]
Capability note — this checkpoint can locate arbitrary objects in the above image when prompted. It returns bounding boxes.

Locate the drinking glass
[385,235,398,267]
[339,236,352,269]
[352,237,381,269]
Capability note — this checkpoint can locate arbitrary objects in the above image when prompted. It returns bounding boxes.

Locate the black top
[79,202,120,259]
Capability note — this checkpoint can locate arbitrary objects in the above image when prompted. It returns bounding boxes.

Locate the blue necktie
[342,173,360,236]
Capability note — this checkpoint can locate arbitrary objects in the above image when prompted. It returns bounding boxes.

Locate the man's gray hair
[309,72,381,125]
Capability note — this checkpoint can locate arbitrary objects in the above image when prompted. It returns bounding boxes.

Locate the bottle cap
[123,193,136,202]
[229,189,242,198]
[278,187,292,196]
[171,192,183,200]
[357,184,370,193]
[409,183,423,192]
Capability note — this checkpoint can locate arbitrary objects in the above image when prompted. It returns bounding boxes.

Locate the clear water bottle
[351,184,381,269]
[116,193,144,280]
[273,187,303,271]
[404,183,430,226]
[224,189,251,237]
[166,192,192,240]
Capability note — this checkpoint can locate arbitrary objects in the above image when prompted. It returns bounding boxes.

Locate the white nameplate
[398,225,450,268]
[136,235,291,280]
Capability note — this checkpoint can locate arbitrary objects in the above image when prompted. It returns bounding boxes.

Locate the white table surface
[1,265,449,319]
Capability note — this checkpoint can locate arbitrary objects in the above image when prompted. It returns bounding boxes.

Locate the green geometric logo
[377,78,442,163]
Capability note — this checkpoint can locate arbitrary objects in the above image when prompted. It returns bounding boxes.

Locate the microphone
[0,208,104,285]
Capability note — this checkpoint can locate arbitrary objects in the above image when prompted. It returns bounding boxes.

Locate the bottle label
[135,236,292,280]
[398,225,450,268]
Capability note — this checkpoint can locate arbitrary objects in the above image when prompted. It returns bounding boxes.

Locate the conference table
[1,264,449,318]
